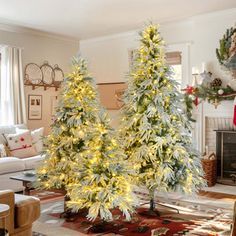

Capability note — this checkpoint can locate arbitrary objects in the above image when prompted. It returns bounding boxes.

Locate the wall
[0,29,79,134]
[80,8,236,84]
[80,8,236,150]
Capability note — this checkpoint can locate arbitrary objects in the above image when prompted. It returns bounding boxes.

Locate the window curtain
[0,46,27,125]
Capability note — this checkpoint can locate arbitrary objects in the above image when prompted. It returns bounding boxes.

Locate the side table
[0,204,9,236]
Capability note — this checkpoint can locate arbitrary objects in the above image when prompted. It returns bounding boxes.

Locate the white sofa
[0,124,44,192]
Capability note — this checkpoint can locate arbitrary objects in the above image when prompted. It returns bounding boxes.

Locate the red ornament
[184,86,194,95]
[22,145,27,149]
[20,137,25,142]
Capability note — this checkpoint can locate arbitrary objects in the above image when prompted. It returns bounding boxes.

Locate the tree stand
[60,195,86,222]
[139,190,180,217]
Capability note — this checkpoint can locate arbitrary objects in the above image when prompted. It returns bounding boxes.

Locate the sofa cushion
[4,131,37,158]
[16,127,44,153]
[14,194,40,227]
[0,157,25,175]
[22,155,44,170]
[0,124,27,145]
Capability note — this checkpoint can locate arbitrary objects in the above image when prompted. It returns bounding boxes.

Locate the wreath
[216,25,236,70]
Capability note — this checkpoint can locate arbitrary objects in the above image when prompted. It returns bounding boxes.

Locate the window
[166,43,191,89]
[166,51,182,89]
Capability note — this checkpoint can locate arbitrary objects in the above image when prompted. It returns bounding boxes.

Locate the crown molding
[0,23,80,43]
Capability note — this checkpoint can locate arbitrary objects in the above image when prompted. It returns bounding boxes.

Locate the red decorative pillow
[4,131,37,158]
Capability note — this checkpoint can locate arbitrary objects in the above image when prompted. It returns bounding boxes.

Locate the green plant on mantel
[216,25,236,74]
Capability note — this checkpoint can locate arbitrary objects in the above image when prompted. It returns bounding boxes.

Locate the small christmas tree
[120,24,205,212]
[36,57,101,190]
[67,112,136,221]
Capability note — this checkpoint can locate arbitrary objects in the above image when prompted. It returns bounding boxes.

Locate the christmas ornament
[210,78,222,88]
[200,71,212,87]
[218,89,224,95]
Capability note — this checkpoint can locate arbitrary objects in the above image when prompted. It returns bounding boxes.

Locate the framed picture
[28,95,42,120]
[97,82,127,110]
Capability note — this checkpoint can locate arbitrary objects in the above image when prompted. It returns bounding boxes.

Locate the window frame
[166,43,191,88]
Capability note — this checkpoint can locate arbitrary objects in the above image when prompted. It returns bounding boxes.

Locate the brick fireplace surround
[193,100,236,185]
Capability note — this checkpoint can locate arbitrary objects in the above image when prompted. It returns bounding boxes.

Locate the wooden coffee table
[10,173,36,195]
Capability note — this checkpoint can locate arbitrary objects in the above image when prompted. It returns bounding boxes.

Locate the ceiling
[0,0,236,40]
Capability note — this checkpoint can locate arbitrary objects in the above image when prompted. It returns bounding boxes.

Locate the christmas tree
[67,112,136,221]
[36,58,100,190]
[37,57,135,221]
[120,24,205,211]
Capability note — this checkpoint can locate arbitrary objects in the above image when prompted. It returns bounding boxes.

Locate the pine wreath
[216,25,236,69]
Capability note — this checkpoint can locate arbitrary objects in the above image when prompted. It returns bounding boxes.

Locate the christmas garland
[183,84,236,121]
[216,25,236,70]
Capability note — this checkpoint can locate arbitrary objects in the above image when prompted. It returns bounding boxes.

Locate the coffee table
[10,173,36,195]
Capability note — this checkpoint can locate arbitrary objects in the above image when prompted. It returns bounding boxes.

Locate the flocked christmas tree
[36,57,136,221]
[67,112,136,221]
[36,58,100,190]
[120,24,206,212]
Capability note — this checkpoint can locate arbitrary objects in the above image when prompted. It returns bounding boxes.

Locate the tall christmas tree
[37,57,135,221]
[120,24,205,211]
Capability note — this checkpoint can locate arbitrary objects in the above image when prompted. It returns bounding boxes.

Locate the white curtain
[0,46,27,125]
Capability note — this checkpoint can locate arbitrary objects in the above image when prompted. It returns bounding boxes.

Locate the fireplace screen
[216,131,236,184]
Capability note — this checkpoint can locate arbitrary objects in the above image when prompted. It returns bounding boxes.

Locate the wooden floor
[199,190,236,202]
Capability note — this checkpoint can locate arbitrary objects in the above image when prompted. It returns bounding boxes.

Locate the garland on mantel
[183,84,236,122]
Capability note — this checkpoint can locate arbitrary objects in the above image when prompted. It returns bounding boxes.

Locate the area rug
[32,232,47,236]
[29,189,65,203]
[47,200,232,236]
[49,208,222,236]
[34,190,233,236]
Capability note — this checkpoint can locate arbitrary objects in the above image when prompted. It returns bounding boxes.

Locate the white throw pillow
[16,127,44,153]
[4,131,37,158]
[0,144,6,158]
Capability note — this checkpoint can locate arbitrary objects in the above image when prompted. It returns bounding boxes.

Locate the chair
[0,190,40,236]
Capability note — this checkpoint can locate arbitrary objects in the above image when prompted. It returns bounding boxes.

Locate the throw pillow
[4,131,37,158]
[0,144,6,158]
[16,127,44,153]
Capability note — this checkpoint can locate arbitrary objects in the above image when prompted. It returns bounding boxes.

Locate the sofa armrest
[0,190,15,234]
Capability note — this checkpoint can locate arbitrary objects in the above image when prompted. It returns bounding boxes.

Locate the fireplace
[216,130,236,185]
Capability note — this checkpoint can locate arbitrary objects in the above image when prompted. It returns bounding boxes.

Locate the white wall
[0,29,79,134]
[80,8,236,151]
[80,8,236,84]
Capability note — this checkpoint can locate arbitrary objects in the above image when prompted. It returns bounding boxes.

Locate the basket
[201,158,217,187]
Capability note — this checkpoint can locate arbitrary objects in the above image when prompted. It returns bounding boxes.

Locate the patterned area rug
[32,232,47,236]
[29,189,65,203]
[38,197,232,235]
